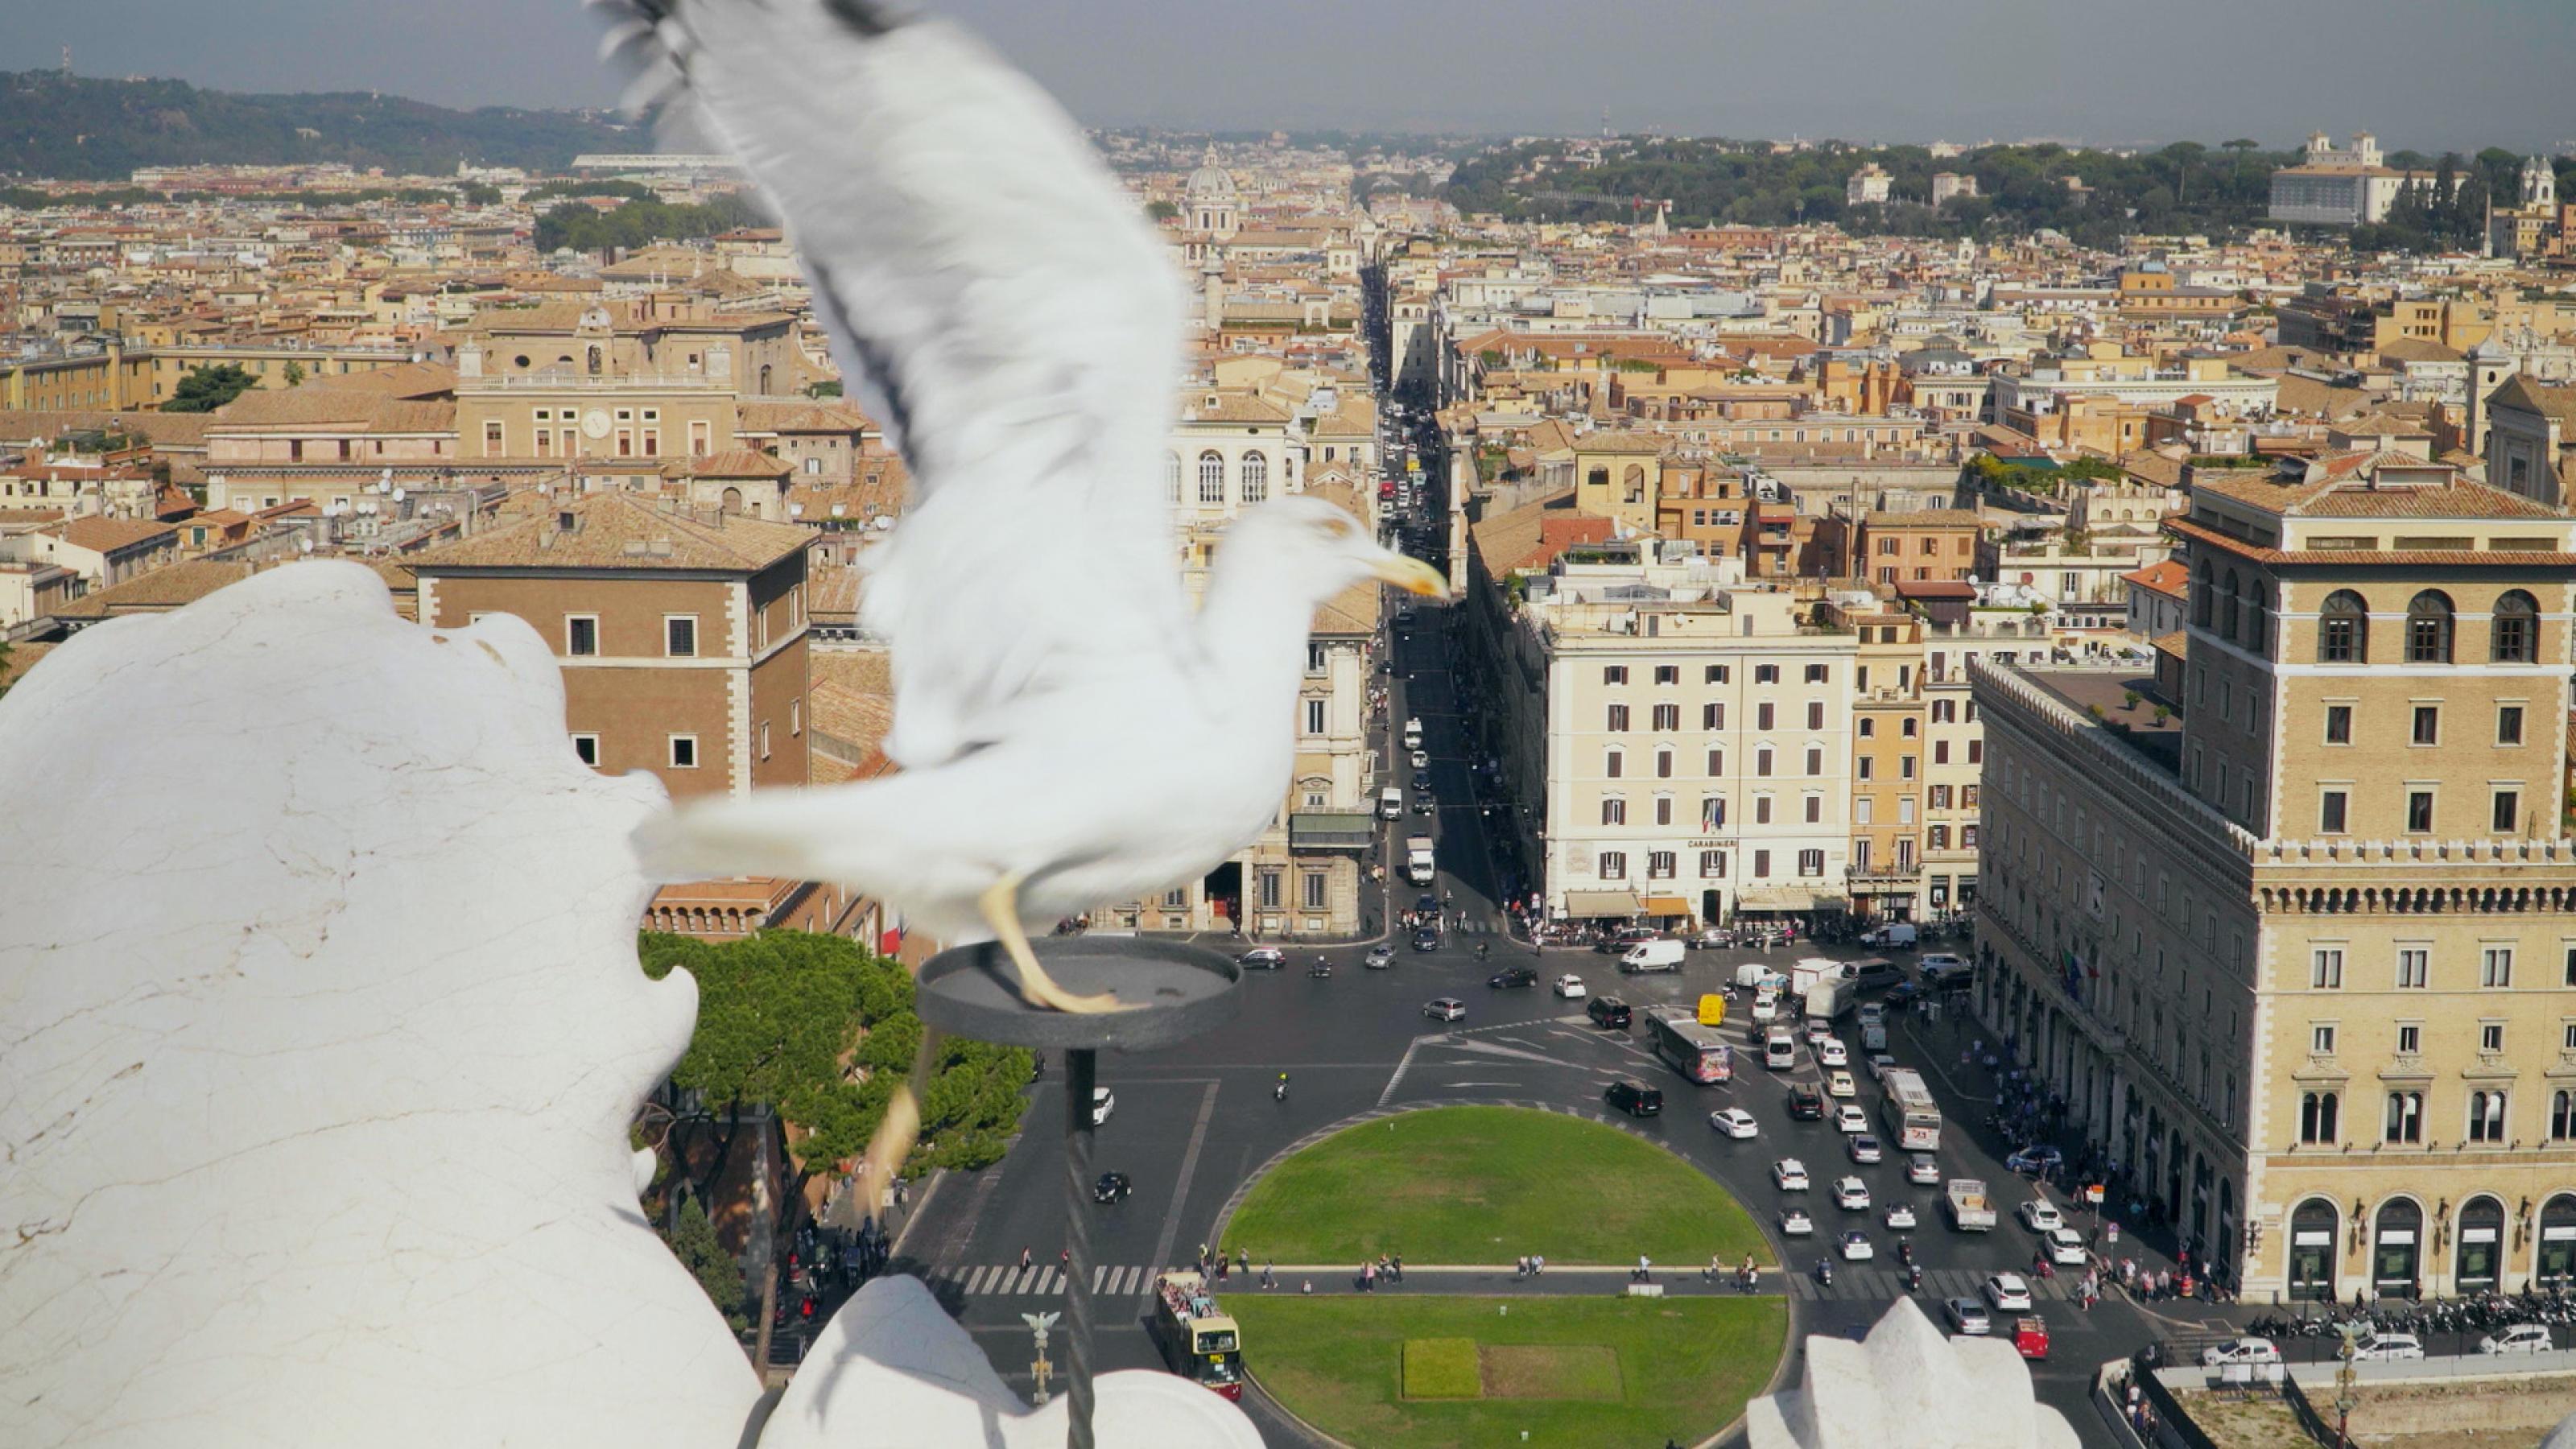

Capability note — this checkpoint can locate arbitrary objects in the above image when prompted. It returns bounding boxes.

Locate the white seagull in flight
[604,0,1447,1186]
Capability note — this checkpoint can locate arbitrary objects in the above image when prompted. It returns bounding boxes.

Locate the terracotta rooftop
[2124,559,2188,598]
[48,516,177,553]
[410,491,814,572]
[53,559,254,618]
[2193,466,2564,520]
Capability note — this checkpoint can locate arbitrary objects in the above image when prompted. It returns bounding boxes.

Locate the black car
[1411,796,1435,815]
[1587,996,1633,1030]
[1487,967,1539,989]
[1092,1171,1131,1203]
[1411,928,1443,952]
[1410,771,1433,791]
[1414,894,1441,916]
[1786,1084,1826,1121]
[1605,1080,1664,1117]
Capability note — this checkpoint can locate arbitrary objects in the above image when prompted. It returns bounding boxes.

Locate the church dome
[1186,153,1236,200]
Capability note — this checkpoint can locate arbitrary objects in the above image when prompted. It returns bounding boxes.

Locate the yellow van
[1696,993,1727,1027]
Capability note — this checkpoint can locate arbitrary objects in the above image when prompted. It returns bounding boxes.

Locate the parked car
[1423,997,1466,1022]
[1091,1088,1116,1125]
[1709,1107,1760,1139]
[1946,1298,1991,1335]
[1364,944,1396,968]
[1826,1070,1857,1099]
[1605,1080,1663,1117]
[1847,1135,1884,1165]
[1487,966,1539,989]
[1239,947,1285,970]
[2017,1199,2065,1233]
[1907,1155,1943,1186]
[1586,996,1633,1030]
[2201,1338,2283,1368]
[1780,1206,1814,1236]
[1092,1171,1132,1203]
[1982,1273,2033,1312]
[1412,928,1443,952]
[1839,1230,1874,1261]
[2352,1333,2425,1362]
[1786,1085,1826,1121]
[1773,1158,1810,1191]
[1834,1105,1868,1133]
[1833,1177,1872,1212]
[1885,1203,1917,1230]
[1552,974,1587,998]
[2043,1227,2089,1265]
[2481,1323,2553,1355]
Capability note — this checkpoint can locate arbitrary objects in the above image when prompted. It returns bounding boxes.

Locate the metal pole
[1063,1048,1098,1449]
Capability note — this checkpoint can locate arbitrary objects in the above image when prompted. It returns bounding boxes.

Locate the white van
[1402,717,1424,750]
[1378,786,1403,820]
[1620,939,1686,974]
[1861,923,1918,949]
[1763,1030,1798,1071]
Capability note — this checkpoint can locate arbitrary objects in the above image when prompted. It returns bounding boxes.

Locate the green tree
[163,363,258,413]
[807,380,843,399]
[665,1194,747,1331]
[457,181,502,206]
[280,360,304,388]
[1145,198,1179,222]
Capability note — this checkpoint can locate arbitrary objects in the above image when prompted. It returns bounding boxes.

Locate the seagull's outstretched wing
[599,0,1187,768]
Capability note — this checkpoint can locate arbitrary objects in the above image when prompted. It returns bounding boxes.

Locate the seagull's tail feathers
[630,778,925,897]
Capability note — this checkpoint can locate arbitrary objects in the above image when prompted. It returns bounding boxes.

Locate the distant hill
[0,69,638,180]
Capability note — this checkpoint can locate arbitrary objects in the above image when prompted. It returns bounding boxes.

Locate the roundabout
[1213,1104,1790,1447]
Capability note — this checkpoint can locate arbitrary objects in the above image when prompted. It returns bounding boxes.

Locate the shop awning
[1735,888,1817,912]
[1287,811,1376,851]
[1642,895,1691,917]
[1561,890,1643,918]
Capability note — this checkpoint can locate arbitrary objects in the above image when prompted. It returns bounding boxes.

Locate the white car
[1780,1206,1814,1236]
[1919,952,1967,974]
[1750,992,1781,1022]
[1553,974,1587,998]
[2201,1337,2283,1368]
[1982,1273,2033,1312]
[2017,1199,2065,1233]
[1847,1135,1884,1165]
[2482,1323,2553,1355]
[1710,1107,1760,1139]
[1773,1158,1810,1191]
[1818,1039,1850,1067]
[2044,1227,2089,1265]
[1835,1104,1869,1134]
[1409,749,1429,768]
[1868,1053,1898,1080]
[1091,1087,1115,1125]
[1838,1230,1874,1261]
[1885,1203,1917,1230]
[1833,1177,1872,1211]
[1423,997,1466,1022]
[1906,1154,1942,1185]
[1946,1298,1991,1335]
[2352,1332,2425,1362]
[1804,1020,1835,1048]
[1825,1069,1857,1099]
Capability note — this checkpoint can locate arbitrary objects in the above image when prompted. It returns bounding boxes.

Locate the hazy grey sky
[6,0,2575,153]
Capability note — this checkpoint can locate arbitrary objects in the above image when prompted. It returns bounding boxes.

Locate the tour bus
[1150,1270,1244,1401]
[1878,1067,1943,1152]
[1643,1005,1733,1084]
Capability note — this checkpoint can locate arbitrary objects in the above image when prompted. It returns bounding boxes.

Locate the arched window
[1240,452,1268,503]
[2371,1198,2422,1294]
[2541,1195,2576,1287]
[2219,570,2240,638]
[2287,1197,2337,1301]
[2192,560,2213,628]
[2405,590,2454,663]
[2491,589,2538,663]
[2318,590,2368,663]
[1197,451,1225,505]
[2456,1195,2505,1290]
[1166,452,1183,504]
[2248,579,2273,653]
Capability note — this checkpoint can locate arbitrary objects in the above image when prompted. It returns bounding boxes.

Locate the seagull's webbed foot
[982,873,1124,1014]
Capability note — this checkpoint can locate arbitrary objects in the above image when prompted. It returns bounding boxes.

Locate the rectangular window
[1699,849,1726,877]
[1856,757,1873,781]
[1705,665,1728,683]
[1605,750,1624,779]
[1304,699,1326,735]
[1654,664,1679,685]
[2311,1024,2336,1055]
[1307,642,1327,673]
[1604,665,1628,685]
[571,733,600,766]
[2481,1022,2505,1053]
[1706,749,1724,775]
[483,419,504,456]
[668,735,699,769]
[1804,795,1822,824]
[1805,663,1828,683]
[1257,871,1281,908]
[1607,704,1629,731]
[2406,791,2434,832]
[1647,849,1676,877]
[1805,748,1823,775]
[2482,946,2513,988]
[1599,851,1626,878]
[2319,791,2348,833]
[1754,796,1773,824]
[1755,664,1779,684]
[1855,797,1873,825]
[1655,797,1674,825]
[1602,798,1626,826]
[1798,848,1824,877]
[2310,948,2343,989]
[1653,704,1679,731]
[2397,1023,2421,1055]
[1302,872,1326,910]
[2411,705,2439,745]
[2494,790,2520,833]
[1703,702,1724,729]
[566,615,599,657]
[1752,848,1771,877]
[1806,700,1825,730]
[2499,704,2525,745]
[1899,755,1916,780]
[758,721,771,761]
[2324,704,2352,744]
[1757,702,1775,730]
[2396,947,2428,989]
[664,616,697,658]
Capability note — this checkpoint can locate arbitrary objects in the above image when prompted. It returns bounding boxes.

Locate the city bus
[1149,1270,1244,1401]
[1643,1005,1734,1084]
[1878,1067,1942,1152]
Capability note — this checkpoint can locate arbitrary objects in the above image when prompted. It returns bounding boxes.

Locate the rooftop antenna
[1601,105,1612,139]
[60,44,72,75]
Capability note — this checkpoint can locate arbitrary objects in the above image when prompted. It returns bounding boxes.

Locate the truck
[1790,958,1855,997]
[1944,1179,1997,1232]
[1802,980,1852,1025]
[1405,835,1436,886]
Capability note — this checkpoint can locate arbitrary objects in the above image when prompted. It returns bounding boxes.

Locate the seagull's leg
[982,873,1123,1013]
[854,1023,944,1219]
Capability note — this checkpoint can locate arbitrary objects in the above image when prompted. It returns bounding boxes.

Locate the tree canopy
[534,192,765,254]
[162,363,258,413]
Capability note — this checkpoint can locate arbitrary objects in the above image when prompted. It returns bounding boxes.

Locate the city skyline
[5,0,2576,154]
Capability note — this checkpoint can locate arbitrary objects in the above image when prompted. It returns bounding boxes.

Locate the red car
[2011,1316,2049,1360]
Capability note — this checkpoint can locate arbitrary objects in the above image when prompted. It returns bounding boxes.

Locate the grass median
[1224,1104,1768,1266]
[1226,1294,1787,1447]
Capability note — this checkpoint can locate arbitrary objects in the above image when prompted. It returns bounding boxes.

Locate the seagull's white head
[1227,494,1451,604]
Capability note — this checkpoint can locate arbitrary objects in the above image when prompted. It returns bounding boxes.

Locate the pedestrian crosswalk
[1781,1265,2087,1303]
[931,1263,1167,1298]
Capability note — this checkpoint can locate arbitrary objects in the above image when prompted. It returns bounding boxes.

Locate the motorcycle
[1815,1259,1834,1287]
[1906,1264,1924,1293]
[1273,1077,1289,1103]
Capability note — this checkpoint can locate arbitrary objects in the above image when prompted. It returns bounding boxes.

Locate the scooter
[1906,1264,1924,1293]
[1815,1259,1834,1288]
[1273,1077,1289,1103]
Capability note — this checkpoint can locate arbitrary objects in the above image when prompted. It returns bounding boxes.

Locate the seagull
[601,0,1447,1190]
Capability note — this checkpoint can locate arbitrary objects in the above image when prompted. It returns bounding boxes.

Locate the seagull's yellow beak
[1374,551,1452,600]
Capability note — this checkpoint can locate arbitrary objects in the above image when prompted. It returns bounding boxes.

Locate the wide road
[890,497,2169,1447]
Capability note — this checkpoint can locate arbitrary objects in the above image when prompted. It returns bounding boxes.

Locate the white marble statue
[0,563,1257,1447]
[1746,1296,2080,1449]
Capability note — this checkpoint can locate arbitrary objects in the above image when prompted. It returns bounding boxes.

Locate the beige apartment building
[1972,462,2576,1300]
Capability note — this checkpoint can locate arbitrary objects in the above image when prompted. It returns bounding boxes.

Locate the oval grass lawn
[1223,1104,1768,1267]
